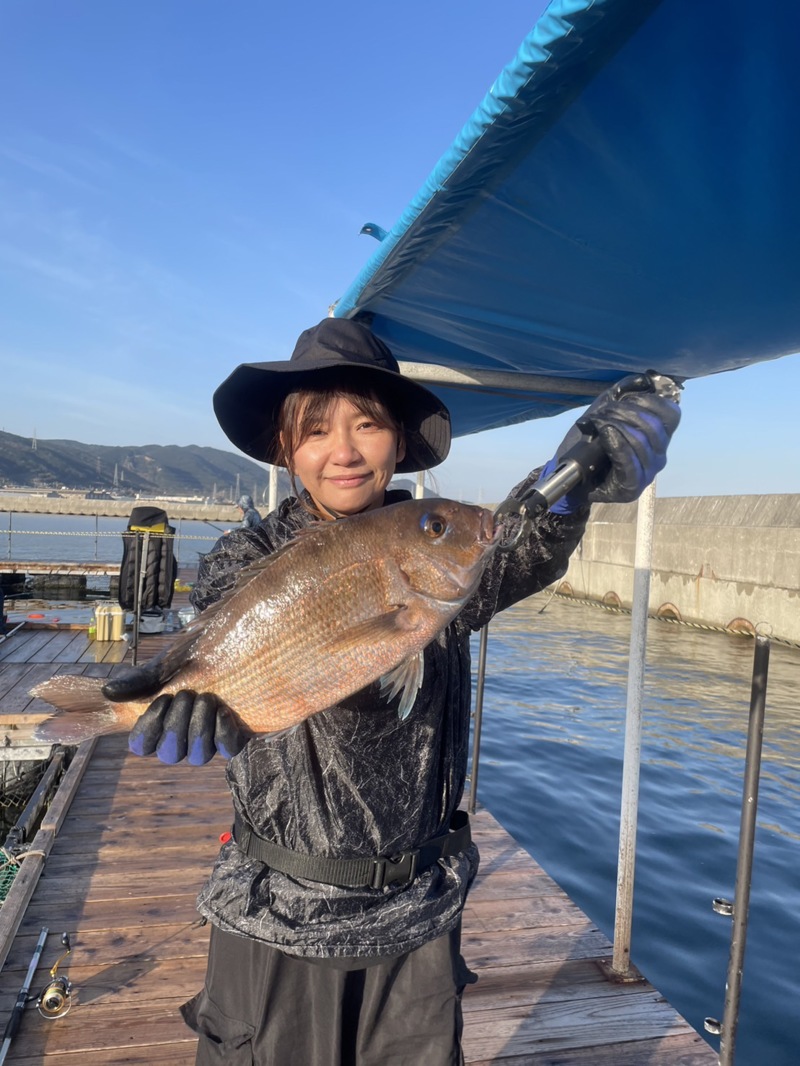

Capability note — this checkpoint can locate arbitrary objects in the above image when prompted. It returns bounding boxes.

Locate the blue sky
[2,1,798,502]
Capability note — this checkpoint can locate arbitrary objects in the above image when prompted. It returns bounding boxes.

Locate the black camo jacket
[192,476,587,959]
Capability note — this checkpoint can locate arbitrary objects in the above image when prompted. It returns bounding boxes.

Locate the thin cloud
[0,146,103,193]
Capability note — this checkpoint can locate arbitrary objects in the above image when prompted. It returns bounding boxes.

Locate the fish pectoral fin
[102,661,170,701]
[323,606,413,655]
[379,653,425,721]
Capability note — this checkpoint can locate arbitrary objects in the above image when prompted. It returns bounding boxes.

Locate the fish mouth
[482,508,503,545]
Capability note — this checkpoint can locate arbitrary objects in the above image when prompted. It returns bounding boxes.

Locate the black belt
[232,810,471,890]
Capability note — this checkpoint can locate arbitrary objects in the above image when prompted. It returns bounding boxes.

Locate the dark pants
[182,922,473,1065]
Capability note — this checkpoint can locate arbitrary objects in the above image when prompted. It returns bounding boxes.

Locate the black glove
[128,691,254,765]
[546,376,681,511]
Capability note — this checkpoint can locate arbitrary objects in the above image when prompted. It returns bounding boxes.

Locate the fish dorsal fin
[379,653,425,721]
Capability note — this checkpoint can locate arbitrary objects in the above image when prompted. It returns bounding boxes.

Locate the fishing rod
[0,620,26,646]
[202,520,227,534]
[0,926,48,1065]
[495,371,682,546]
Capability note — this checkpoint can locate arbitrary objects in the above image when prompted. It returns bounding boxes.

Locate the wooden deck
[0,615,718,1063]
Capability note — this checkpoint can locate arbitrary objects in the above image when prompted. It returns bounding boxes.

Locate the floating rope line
[554,592,800,650]
[6,530,211,540]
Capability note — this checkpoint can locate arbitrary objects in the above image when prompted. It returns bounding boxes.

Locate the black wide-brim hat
[213,317,451,473]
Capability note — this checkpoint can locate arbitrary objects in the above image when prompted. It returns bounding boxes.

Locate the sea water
[0,513,220,571]
[470,593,800,1065]
[3,517,799,1061]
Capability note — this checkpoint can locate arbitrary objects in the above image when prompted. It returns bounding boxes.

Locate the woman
[120,316,680,1065]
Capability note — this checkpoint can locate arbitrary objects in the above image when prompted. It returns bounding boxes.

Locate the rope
[4,530,210,540]
[0,847,47,867]
[554,592,800,650]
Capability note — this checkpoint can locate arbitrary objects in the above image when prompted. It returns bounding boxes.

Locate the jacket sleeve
[457,466,589,632]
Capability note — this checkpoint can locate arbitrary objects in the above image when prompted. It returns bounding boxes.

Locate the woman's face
[289,395,406,516]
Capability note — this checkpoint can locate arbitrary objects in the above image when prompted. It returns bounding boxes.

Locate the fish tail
[30,675,125,744]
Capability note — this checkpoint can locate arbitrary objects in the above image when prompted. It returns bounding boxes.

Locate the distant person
[225,493,262,534]
[237,494,262,529]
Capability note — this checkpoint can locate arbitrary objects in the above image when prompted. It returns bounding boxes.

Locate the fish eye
[421,514,448,539]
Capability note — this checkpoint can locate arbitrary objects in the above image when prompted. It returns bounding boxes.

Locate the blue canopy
[334,0,800,438]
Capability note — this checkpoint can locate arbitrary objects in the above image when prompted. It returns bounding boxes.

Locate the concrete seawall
[0,493,241,523]
[559,494,800,645]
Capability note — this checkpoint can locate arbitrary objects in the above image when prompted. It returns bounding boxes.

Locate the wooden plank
[22,878,206,910]
[0,631,59,664]
[63,788,230,824]
[465,924,613,971]
[2,921,210,976]
[26,630,85,662]
[0,663,78,714]
[0,633,43,664]
[0,662,38,701]
[61,754,228,786]
[461,957,647,1011]
[78,643,126,666]
[52,811,229,844]
[20,861,215,902]
[0,954,207,1014]
[43,838,221,874]
[466,1031,716,1065]
[50,824,229,860]
[0,1001,199,1059]
[464,892,592,932]
[0,561,118,575]
[20,892,204,935]
[461,990,696,1058]
[78,662,116,676]
[52,631,94,662]
[13,1046,198,1065]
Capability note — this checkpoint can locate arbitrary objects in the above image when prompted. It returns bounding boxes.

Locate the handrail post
[610,479,656,976]
[468,625,490,815]
[705,627,770,1063]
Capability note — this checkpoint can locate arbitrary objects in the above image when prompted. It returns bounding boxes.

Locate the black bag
[118,506,178,611]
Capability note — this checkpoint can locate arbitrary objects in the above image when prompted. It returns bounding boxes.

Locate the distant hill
[0,429,281,502]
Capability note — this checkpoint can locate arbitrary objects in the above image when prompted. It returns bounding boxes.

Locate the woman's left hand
[128,691,255,765]
[543,379,681,512]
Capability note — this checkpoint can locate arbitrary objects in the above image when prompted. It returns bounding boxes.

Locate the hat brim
[213,358,451,473]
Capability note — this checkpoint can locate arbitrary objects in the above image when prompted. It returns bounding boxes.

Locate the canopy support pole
[610,479,656,977]
[397,361,606,398]
[269,465,279,514]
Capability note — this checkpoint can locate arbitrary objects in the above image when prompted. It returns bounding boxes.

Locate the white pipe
[396,361,605,398]
[611,478,656,975]
[269,465,279,513]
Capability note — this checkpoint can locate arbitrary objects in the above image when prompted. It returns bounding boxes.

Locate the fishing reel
[36,933,73,1019]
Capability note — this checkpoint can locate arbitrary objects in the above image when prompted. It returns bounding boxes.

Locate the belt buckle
[371,849,419,889]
